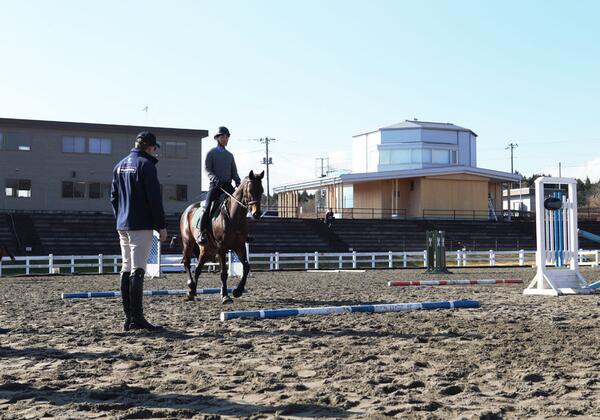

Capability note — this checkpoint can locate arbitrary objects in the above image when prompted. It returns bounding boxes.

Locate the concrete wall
[0,122,205,214]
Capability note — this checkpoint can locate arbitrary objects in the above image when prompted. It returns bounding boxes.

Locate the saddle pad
[193,195,227,230]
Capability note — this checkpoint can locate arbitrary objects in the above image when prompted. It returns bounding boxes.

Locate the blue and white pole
[220,299,480,321]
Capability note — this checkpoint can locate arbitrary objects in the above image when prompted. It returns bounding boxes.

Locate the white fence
[1,249,600,277]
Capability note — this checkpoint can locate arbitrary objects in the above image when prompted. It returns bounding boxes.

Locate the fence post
[304,254,308,270]
[314,252,319,270]
[403,252,407,268]
[338,255,343,269]
[455,251,460,267]
[388,251,393,268]
[275,252,280,270]
[352,251,357,269]
[269,255,273,270]
[423,250,427,267]
[49,254,54,274]
[113,257,118,273]
[26,257,30,275]
[71,256,75,274]
[371,254,376,269]
[489,250,495,267]
[519,250,525,266]
[98,254,103,274]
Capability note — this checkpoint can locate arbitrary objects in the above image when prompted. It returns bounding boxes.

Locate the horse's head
[243,170,264,219]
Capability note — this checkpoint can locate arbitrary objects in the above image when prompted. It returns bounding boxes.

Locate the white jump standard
[524,177,590,296]
[220,299,480,321]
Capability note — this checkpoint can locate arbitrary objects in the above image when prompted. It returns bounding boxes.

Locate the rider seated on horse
[198,126,241,244]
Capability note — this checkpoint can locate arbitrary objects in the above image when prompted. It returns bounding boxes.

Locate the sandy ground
[1,267,600,419]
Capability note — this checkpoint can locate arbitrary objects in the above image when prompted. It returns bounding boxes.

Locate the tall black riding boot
[120,271,131,331]
[129,268,161,330]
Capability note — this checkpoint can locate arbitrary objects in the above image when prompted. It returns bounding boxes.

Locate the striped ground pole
[588,281,600,290]
[388,279,522,287]
[62,288,240,299]
[220,299,480,321]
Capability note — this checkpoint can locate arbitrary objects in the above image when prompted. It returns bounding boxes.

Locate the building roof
[354,119,477,137]
[0,117,209,138]
[274,166,521,193]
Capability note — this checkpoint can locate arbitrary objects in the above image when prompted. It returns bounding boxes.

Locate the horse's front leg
[218,251,232,304]
[232,246,250,298]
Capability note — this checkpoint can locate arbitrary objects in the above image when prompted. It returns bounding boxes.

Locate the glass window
[451,150,458,164]
[5,179,31,198]
[89,182,111,199]
[164,141,187,158]
[163,184,188,201]
[390,149,411,164]
[3,132,31,151]
[343,185,353,208]
[62,181,86,198]
[89,138,112,154]
[379,150,390,165]
[422,149,432,163]
[63,136,86,153]
[432,149,450,164]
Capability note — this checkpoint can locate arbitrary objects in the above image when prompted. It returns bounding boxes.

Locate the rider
[198,126,241,244]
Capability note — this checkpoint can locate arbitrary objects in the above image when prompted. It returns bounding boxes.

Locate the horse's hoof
[222,296,233,305]
[184,294,196,302]
[232,288,243,298]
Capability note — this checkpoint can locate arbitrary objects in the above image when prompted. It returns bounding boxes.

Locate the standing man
[111,131,167,331]
[198,126,241,244]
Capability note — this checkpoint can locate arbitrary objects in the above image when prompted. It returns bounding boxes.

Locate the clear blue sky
[2,0,600,191]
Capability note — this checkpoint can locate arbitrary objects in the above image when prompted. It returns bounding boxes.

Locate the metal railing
[2,249,600,276]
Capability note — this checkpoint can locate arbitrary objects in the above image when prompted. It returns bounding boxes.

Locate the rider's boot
[120,271,132,331]
[129,268,161,331]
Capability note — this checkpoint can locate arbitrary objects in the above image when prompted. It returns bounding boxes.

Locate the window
[379,150,390,165]
[62,181,86,198]
[391,149,411,164]
[343,185,353,208]
[63,136,86,153]
[89,182,111,199]
[163,184,188,201]
[164,141,187,158]
[432,149,450,164]
[2,132,31,151]
[451,150,458,164]
[89,138,112,154]
[5,179,31,198]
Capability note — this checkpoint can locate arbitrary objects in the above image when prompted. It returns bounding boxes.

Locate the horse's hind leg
[232,246,250,298]
[218,251,232,304]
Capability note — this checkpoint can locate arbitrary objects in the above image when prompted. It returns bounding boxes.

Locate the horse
[0,245,16,262]
[180,170,264,304]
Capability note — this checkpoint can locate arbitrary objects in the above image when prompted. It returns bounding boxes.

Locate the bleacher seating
[3,210,600,256]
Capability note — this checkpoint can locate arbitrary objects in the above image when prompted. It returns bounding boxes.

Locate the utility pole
[505,143,518,221]
[253,137,276,208]
[315,157,329,178]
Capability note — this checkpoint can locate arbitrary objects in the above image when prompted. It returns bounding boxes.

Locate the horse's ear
[249,170,255,179]
[257,171,265,180]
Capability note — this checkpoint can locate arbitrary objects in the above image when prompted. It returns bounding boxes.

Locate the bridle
[220,179,260,210]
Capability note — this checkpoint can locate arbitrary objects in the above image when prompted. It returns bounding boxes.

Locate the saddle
[193,194,227,231]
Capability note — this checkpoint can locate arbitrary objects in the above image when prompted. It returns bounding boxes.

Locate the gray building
[0,118,208,213]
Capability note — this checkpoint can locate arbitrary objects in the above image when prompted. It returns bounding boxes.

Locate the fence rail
[1,249,600,277]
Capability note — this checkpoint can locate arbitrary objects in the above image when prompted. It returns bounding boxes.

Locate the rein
[220,186,257,210]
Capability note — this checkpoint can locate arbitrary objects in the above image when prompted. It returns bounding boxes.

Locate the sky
[1,0,600,192]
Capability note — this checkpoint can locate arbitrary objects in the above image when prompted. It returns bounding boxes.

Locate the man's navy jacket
[111,148,166,231]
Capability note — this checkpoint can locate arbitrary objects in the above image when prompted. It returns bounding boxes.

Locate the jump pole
[62,288,241,299]
[524,177,590,296]
[388,279,521,287]
[220,299,480,321]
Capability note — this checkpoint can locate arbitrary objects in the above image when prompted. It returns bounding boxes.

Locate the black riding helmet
[214,126,230,139]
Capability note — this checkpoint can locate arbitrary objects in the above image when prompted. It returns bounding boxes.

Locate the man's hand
[159,228,168,242]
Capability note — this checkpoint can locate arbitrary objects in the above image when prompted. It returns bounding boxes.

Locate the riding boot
[120,271,131,331]
[129,268,161,330]
[198,208,210,244]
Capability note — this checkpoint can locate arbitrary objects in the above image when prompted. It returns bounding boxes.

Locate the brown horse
[0,245,15,262]
[180,170,264,304]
